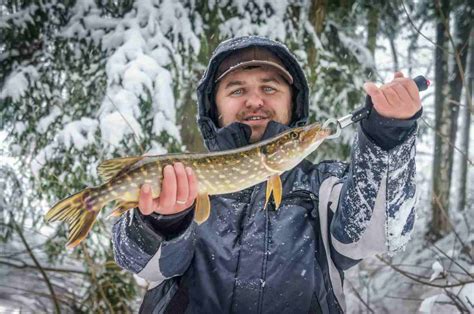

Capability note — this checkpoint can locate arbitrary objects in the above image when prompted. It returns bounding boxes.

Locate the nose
[245,91,264,109]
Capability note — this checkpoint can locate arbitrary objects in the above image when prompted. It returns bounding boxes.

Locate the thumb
[363,82,379,96]
[394,71,404,79]
[363,82,387,107]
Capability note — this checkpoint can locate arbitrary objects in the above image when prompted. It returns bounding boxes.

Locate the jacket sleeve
[318,120,418,271]
[112,206,196,285]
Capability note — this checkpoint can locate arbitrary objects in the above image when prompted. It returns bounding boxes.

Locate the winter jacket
[112,36,419,313]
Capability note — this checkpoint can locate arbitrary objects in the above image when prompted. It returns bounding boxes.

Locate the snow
[0,0,473,312]
[61,118,99,150]
[419,294,443,313]
[0,66,39,101]
[36,106,62,134]
[337,30,375,70]
[429,261,444,282]
[100,112,142,147]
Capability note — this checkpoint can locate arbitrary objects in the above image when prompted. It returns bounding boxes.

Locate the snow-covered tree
[1,0,388,311]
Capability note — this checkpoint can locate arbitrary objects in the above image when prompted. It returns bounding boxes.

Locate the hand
[363,72,422,119]
[138,162,198,216]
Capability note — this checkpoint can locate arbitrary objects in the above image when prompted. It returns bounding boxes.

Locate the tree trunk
[179,2,220,153]
[428,0,451,240]
[367,6,379,56]
[307,0,327,81]
[309,0,328,36]
[389,36,399,74]
[445,7,472,199]
[458,29,474,211]
[366,4,379,78]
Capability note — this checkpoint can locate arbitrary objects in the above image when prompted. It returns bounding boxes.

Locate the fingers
[364,72,422,119]
[186,167,198,207]
[174,163,190,207]
[391,83,415,107]
[158,164,178,214]
[394,71,404,79]
[157,163,199,215]
[381,86,402,109]
[138,184,154,215]
[363,82,389,110]
[138,163,199,216]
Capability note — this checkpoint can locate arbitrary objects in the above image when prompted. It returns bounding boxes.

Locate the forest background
[0,0,473,312]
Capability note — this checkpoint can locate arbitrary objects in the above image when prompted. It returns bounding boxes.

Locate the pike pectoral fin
[107,200,138,219]
[264,175,282,210]
[194,193,210,225]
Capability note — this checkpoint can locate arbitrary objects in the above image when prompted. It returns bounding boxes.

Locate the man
[113,36,421,313]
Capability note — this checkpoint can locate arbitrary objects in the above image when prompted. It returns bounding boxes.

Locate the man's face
[215,67,292,143]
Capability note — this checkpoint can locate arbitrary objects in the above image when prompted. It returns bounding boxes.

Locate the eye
[290,132,298,139]
[231,89,243,96]
[263,86,276,93]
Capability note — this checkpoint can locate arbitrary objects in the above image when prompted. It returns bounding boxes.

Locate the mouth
[242,115,269,124]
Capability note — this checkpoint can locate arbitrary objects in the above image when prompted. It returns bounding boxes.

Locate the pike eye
[290,132,298,139]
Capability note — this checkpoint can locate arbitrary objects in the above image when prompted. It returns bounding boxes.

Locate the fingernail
[143,184,150,193]
[186,167,192,175]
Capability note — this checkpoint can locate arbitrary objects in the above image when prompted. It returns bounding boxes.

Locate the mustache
[236,108,274,120]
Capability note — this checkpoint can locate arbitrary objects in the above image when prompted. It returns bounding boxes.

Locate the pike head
[260,123,331,172]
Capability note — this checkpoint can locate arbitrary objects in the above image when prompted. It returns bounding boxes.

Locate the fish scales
[104,148,272,198]
[45,123,330,248]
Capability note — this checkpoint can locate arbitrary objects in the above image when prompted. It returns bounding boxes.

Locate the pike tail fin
[45,188,105,249]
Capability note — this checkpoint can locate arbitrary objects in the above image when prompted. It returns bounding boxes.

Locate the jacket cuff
[137,205,195,240]
[361,108,422,150]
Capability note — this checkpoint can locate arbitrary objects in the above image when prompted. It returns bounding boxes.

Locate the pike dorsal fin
[97,156,142,182]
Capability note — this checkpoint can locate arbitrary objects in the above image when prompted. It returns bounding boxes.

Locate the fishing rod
[323,75,430,139]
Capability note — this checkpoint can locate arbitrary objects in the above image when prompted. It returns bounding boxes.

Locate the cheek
[217,100,241,126]
[272,95,292,123]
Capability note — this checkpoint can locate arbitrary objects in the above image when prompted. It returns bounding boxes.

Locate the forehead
[218,66,289,86]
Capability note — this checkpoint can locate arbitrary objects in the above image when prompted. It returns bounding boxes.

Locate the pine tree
[1,0,374,310]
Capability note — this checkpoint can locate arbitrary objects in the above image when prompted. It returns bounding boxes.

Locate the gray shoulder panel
[318,176,346,311]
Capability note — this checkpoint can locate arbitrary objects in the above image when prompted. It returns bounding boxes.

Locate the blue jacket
[112,36,419,313]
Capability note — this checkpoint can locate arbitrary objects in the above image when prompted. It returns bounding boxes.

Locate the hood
[196,36,309,152]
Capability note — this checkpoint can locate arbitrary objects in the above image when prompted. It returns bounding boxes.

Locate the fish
[45,122,331,248]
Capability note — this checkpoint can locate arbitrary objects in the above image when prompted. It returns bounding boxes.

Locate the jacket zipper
[256,189,318,313]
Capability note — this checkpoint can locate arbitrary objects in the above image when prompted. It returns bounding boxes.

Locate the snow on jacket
[112,36,419,313]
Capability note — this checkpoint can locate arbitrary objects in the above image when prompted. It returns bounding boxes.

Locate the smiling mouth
[243,116,268,121]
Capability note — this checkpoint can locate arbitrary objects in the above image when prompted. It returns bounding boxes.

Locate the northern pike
[45,123,330,248]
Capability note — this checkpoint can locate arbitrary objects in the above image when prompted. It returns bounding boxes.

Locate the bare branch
[431,244,474,278]
[431,192,473,259]
[0,259,88,275]
[347,280,375,313]
[421,117,474,166]
[376,255,474,288]
[399,0,455,55]
[12,215,61,314]
[81,243,115,314]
